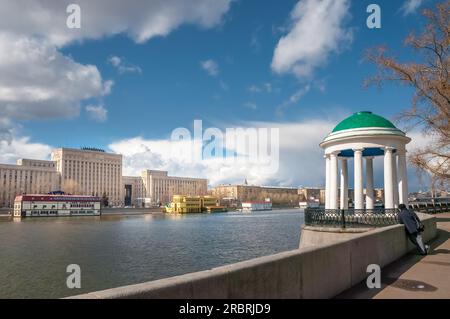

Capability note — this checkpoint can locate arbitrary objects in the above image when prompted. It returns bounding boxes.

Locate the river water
[0,209,304,298]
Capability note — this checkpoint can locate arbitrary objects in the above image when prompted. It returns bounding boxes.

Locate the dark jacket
[398,208,421,234]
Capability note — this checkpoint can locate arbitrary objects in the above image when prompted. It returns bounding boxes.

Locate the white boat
[241,201,272,212]
[299,201,320,209]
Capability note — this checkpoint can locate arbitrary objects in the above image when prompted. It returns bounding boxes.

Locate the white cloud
[271,0,352,78]
[109,56,121,67]
[0,0,233,47]
[109,118,336,187]
[248,83,274,94]
[0,0,231,119]
[201,59,220,76]
[276,85,311,116]
[86,105,108,122]
[108,55,142,74]
[0,33,111,120]
[0,136,52,164]
[108,118,436,191]
[248,85,262,93]
[401,0,425,16]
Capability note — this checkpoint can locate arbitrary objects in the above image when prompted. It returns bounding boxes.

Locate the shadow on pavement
[336,227,449,299]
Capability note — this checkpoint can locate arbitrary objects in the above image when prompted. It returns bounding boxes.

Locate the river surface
[0,209,304,298]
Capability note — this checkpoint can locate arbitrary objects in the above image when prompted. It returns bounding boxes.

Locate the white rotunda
[320,111,411,210]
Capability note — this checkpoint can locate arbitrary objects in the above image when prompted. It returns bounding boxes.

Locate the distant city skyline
[0,0,438,191]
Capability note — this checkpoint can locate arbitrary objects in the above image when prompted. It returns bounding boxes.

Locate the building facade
[122,176,144,206]
[0,148,209,208]
[0,159,60,208]
[298,187,324,204]
[211,185,300,206]
[140,170,208,205]
[51,148,123,207]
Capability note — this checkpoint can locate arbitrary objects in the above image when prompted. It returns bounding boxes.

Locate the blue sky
[0,0,437,190]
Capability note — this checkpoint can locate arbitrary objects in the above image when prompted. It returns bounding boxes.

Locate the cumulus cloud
[201,59,220,76]
[401,0,425,16]
[0,0,233,47]
[0,33,111,120]
[108,55,142,74]
[271,0,352,78]
[86,105,108,122]
[109,118,336,187]
[0,137,52,164]
[0,0,232,121]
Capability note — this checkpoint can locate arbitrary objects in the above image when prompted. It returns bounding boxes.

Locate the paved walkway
[338,213,450,299]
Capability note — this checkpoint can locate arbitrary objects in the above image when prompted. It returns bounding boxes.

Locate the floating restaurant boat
[241,200,272,212]
[13,194,101,218]
[164,195,227,214]
[299,201,320,209]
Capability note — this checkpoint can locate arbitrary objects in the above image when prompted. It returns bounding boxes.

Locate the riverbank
[101,207,162,215]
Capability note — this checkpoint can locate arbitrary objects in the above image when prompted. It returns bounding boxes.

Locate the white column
[384,147,395,209]
[353,148,364,210]
[392,153,399,208]
[325,154,330,209]
[365,157,374,209]
[340,158,348,209]
[330,152,339,209]
[398,149,409,205]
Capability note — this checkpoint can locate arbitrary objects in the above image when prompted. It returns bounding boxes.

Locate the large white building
[0,159,60,208]
[51,148,123,207]
[140,170,207,206]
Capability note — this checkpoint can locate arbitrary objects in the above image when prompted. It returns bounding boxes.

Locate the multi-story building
[0,159,60,208]
[141,170,207,205]
[0,148,208,208]
[298,187,323,204]
[51,148,123,206]
[122,176,144,206]
[211,184,300,206]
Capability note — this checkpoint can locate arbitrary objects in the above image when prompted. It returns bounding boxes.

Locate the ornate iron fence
[409,202,450,214]
[304,208,400,228]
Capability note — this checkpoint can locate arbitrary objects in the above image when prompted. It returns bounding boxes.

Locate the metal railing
[304,202,450,228]
[409,202,450,215]
[304,208,400,228]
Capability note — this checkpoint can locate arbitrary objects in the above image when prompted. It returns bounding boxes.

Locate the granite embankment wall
[71,213,436,299]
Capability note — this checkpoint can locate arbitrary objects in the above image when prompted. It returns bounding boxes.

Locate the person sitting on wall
[398,204,430,255]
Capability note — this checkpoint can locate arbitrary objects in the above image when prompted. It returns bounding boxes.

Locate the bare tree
[365,1,449,190]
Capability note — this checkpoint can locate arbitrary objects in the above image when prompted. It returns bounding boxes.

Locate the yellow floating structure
[165,195,227,214]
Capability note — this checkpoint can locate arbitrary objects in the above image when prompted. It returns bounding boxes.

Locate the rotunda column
[397,149,409,205]
[392,152,399,208]
[353,148,364,210]
[365,156,375,210]
[330,152,339,209]
[384,147,395,209]
[340,158,348,209]
[325,154,330,209]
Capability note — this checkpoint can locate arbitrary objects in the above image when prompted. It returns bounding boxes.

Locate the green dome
[332,111,397,133]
